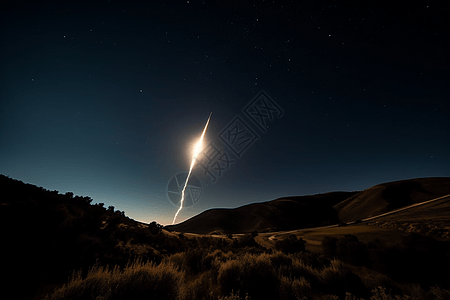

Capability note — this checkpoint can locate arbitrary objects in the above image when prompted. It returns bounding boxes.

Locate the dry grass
[45,259,183,300]
[45,251,346,300]
[45,247,450,300]
[368,221,450,241]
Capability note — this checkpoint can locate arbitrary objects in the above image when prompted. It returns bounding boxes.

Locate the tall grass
[45,259,183,300]
[45,249,450,300]
[217,252,279,299]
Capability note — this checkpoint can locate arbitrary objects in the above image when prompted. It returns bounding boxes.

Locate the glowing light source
[172,112,212,224]
[192,139,203,159]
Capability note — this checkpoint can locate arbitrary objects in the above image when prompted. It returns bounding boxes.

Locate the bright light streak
[172,112,212,224]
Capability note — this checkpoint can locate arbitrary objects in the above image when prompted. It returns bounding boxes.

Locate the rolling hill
[167,177,450,234]
[334,177,450,223]
[366,194,450,240]
[166,192,357,234]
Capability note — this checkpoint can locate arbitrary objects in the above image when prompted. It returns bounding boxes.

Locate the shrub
[275,234,306,254]
[148,221,163,235]
[184,248,210,275]
[284,256,318,284]
[268,251,293,270]
[278,275,311,300]
[322,236,338,257]
[370,286,412,300]
[232,232,260,249]
[317,259,367,298]
[336,235,370,266]
[179,270,216,300]
[295,251,331,270]
[430,285,450,300]
[217,253,278,299]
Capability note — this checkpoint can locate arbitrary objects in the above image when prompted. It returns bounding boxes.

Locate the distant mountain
[167,177,450,234]
[166,192,357,234]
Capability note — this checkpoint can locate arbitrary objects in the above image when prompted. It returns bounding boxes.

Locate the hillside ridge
[167,177,450,234]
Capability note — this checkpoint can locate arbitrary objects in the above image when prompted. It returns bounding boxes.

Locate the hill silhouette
[167,177,450,234]
[166,192,357,234]
[0,175,182,300]
[334,177,450,223]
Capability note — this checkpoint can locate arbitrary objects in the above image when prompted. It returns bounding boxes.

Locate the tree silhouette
[149,221,163,235]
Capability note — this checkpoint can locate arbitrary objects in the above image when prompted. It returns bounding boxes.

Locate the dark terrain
[167,191,356,234]
[167,177,450,234]
[1,174,450,300]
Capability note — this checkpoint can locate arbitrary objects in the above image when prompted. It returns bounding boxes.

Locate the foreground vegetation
[44,233,450,300]
[1,175,449,299]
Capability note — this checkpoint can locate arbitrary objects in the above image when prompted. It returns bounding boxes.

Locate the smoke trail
[172,112,212,224]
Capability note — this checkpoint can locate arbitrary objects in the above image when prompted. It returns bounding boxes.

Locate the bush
[148,221,163,235]
[173,248,213,275]
[322,236,338,257]
[336,235,370,266]
[430,285,450,300]
[268,251,293,270]
[278,275,311,300]
[232,232,260,249]
[370,286,411,300]
[179,270,216,300]
[317,259,367,299]
[217,253,278,299]
[295,251,331,270]
[275,234,306,254]
[322,235,370,266]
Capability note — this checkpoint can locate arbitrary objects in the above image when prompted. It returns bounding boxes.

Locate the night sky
[1,1,449,225]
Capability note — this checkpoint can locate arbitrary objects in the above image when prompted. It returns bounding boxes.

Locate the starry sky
[1,1,449,225]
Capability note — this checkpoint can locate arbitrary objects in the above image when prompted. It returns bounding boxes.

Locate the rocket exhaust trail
[172,112,212,225]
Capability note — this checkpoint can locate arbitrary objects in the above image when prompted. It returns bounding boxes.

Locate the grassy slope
[367,195,450,240]
[334,177,450,223]
[262,194,450,252]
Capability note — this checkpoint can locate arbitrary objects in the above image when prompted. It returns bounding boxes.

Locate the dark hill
[166,192,357,234]
[334,177,450,223]
[0,175,181,300]
[167,177,450,234]
[367,194,450,240]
